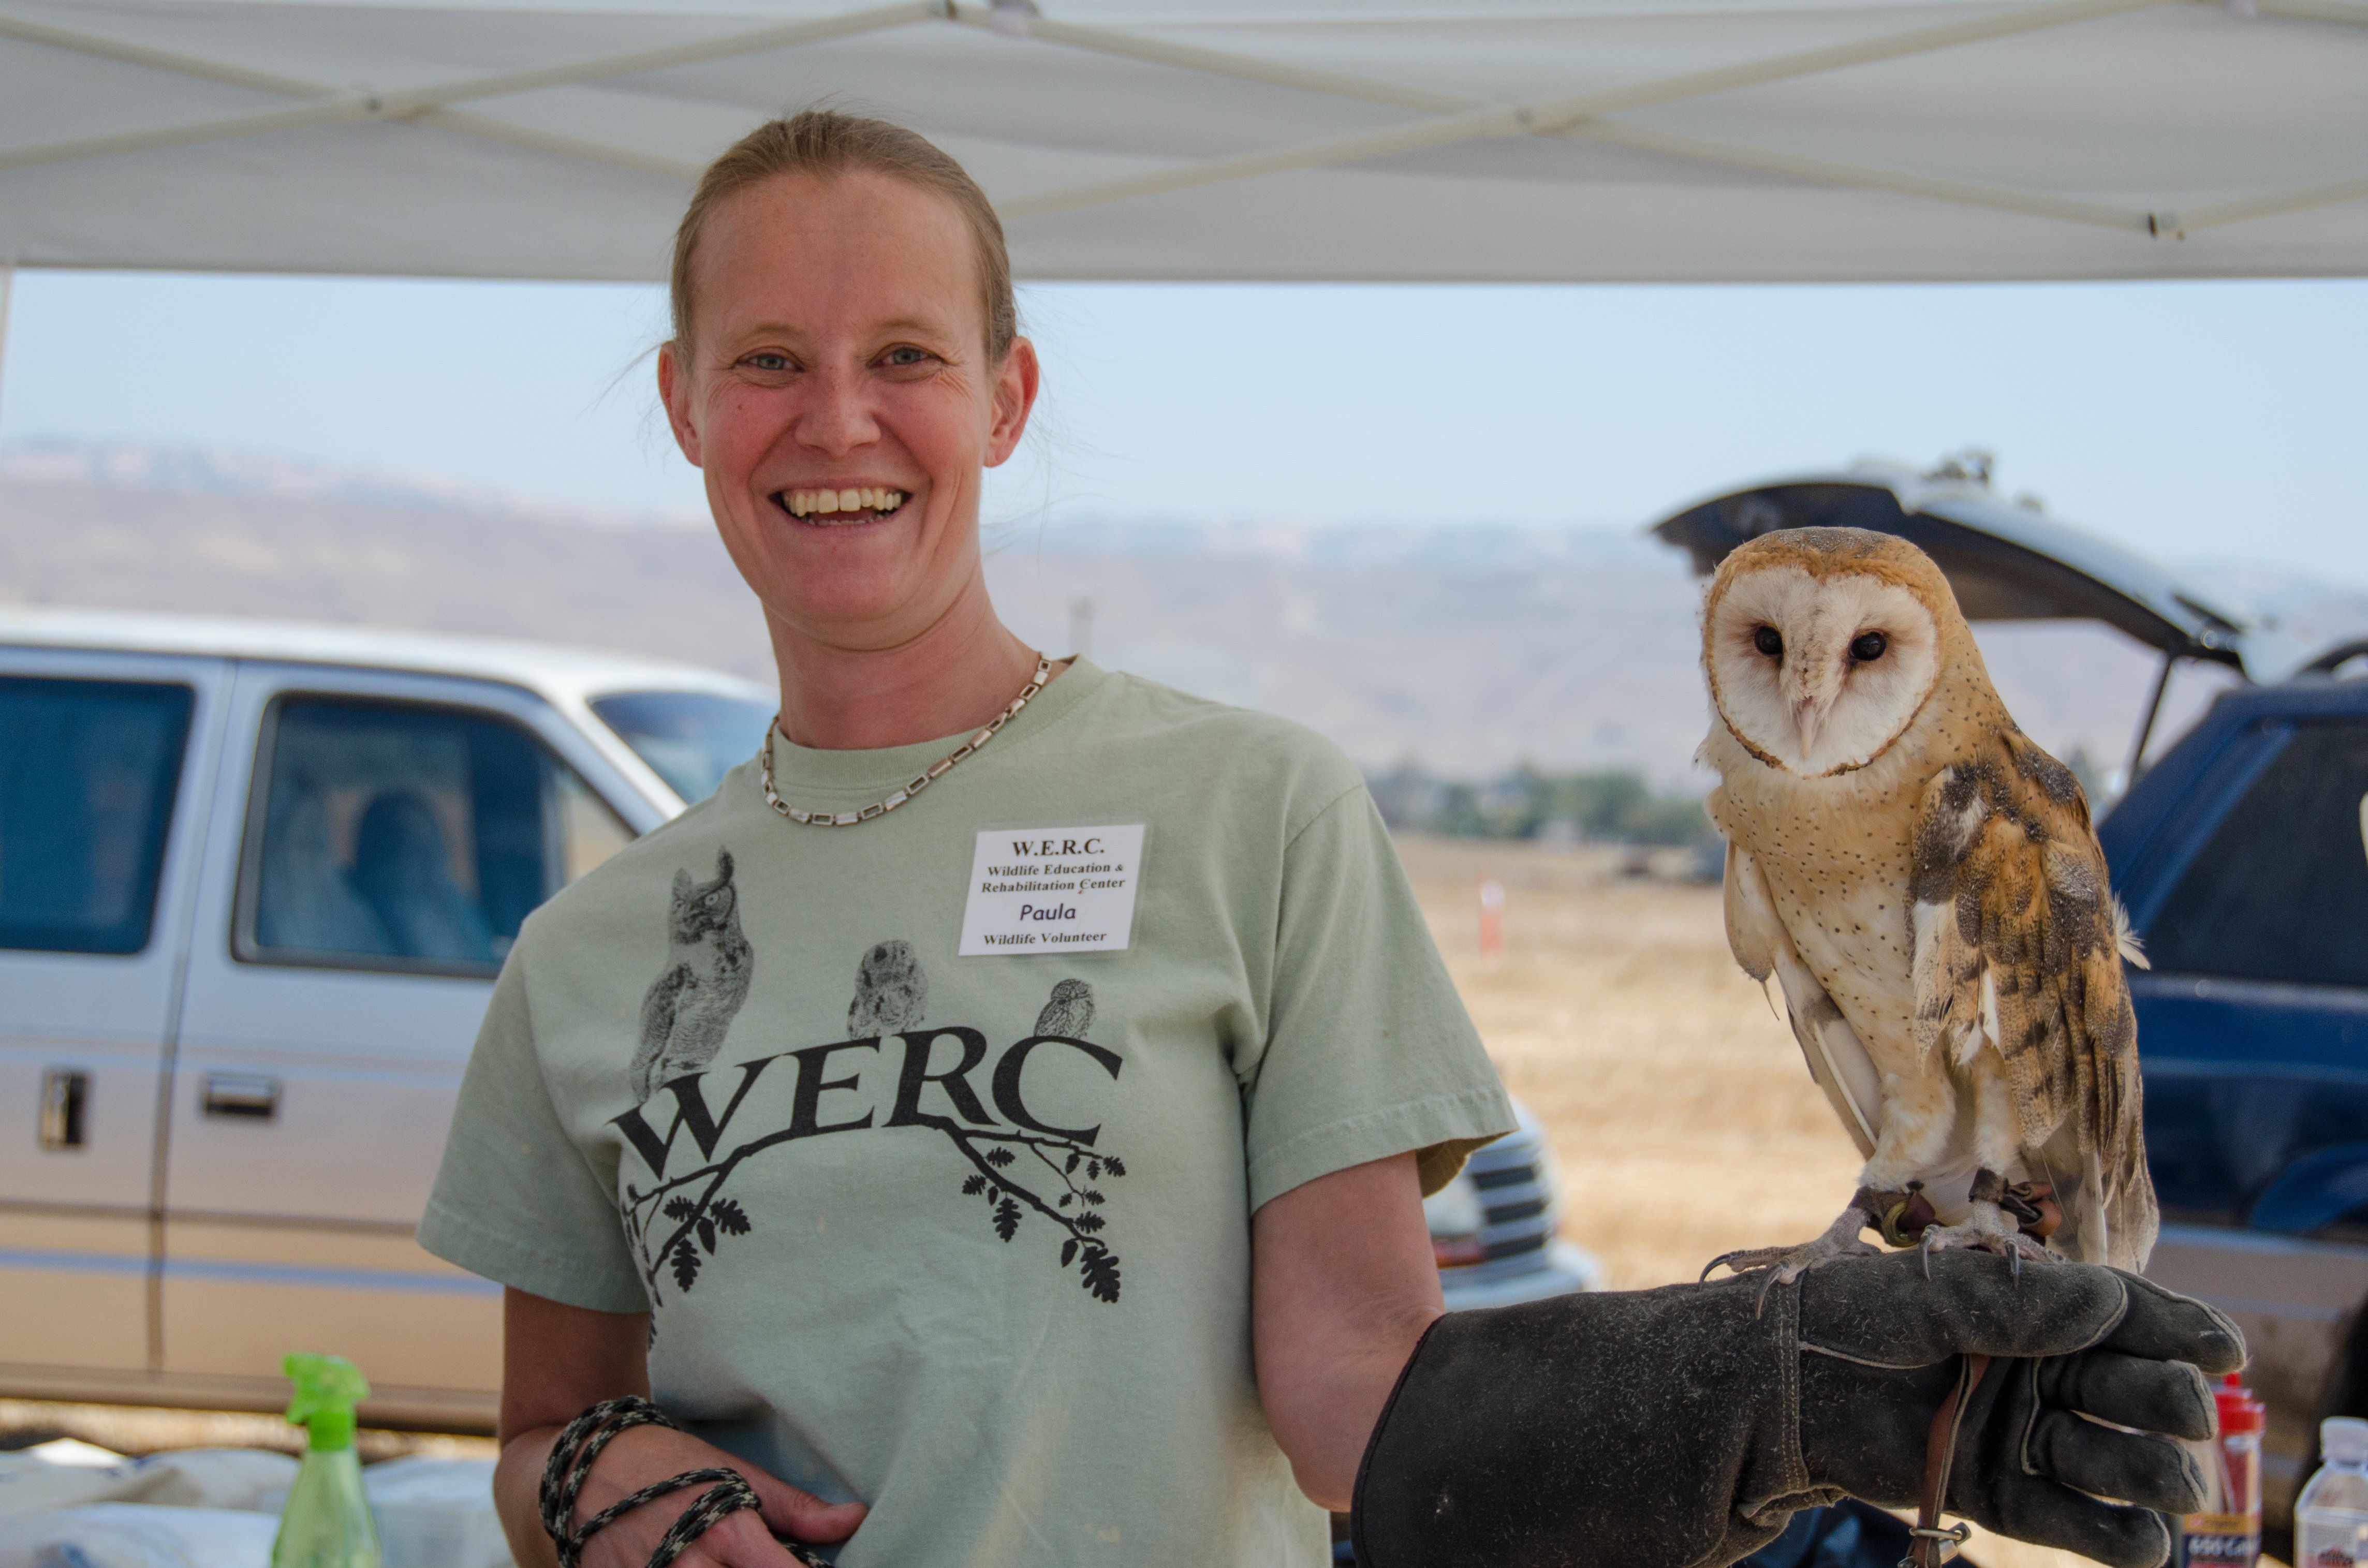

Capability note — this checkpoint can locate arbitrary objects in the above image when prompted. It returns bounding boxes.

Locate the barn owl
[1698,527,2156,1284]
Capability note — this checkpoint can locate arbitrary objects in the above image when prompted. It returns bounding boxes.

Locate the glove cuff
[1348,1313,1447,1568]
[1350,1278,1836,1568]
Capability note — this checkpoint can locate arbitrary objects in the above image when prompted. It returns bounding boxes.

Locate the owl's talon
[1702,1220,1882,1314]
[1919,1206,2057,1272]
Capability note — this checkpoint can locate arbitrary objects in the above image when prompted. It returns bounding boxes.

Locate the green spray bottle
[272,1353,381,1568]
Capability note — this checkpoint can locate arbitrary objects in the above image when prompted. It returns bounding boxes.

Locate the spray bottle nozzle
[282,1353,370,1452]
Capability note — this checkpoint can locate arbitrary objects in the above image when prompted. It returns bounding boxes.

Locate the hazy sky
[1,270,2360,582]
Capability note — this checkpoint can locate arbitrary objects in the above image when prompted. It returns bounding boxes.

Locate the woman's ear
[982,336,1041,469]
[656,341,703,468]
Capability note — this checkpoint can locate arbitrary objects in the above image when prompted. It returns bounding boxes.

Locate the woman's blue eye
[748,353,791,371]
[885,347,929,366]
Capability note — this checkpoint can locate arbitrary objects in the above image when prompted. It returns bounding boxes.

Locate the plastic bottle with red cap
[2178,1372,2266,1568]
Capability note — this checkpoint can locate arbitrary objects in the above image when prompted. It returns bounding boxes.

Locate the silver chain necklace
[760,654,1052,827]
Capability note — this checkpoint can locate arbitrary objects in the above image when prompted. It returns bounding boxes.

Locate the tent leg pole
[2124,652,2175,790]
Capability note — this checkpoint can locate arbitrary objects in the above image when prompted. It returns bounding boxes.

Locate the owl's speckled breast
[1704,726,1926,1074]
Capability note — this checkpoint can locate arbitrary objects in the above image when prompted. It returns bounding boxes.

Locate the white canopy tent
[0,0,2364,289]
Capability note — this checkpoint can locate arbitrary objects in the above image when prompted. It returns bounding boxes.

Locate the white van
[0,608,774,1429]
[1,608,1590,1433]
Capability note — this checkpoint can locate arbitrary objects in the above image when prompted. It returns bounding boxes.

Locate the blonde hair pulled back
[669,110,1017,365]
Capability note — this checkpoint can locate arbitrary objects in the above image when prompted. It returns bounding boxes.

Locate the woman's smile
[774,485,910,522]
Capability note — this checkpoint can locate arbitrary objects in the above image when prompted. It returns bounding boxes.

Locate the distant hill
[3,442,2351,787]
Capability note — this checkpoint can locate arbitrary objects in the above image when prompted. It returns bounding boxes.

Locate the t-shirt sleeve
[417,952,650,1313]
[1241,781,1517,1211]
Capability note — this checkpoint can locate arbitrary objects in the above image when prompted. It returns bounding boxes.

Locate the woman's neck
[767,579,1046,751]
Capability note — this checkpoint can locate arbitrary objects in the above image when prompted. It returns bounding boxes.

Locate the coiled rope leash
[540,1396,831,1568]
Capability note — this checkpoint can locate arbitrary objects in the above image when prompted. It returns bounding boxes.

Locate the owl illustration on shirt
[629,849,754,1103]
[849,939,928,1035]
[1035,979,1095,1039]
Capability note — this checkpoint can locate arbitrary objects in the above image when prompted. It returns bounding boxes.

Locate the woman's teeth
[784,487,906,518]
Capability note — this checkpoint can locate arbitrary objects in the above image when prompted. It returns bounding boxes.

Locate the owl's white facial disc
[1709,563,1942,776]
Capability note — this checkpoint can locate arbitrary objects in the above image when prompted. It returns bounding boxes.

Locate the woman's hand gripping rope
[538,1397,863,1568]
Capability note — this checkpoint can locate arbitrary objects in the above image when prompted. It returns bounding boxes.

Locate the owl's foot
[1703,1208,1882,1314]
[1919,1201,2056,1278]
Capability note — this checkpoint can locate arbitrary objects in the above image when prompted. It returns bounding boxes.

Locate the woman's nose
[793,366,879,453]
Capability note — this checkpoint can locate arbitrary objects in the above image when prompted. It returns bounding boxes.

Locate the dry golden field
[1398,832,1866,1292]
[1397,832,2147,1568]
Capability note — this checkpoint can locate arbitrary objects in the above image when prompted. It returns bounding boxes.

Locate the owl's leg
[1703,1069,1958,1305]
[1919,1053,2053,1272]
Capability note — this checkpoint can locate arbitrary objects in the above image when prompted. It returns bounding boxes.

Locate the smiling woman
[411,111,1518,1568]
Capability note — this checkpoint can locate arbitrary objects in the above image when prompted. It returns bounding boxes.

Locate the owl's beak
[1791,695,1830,754]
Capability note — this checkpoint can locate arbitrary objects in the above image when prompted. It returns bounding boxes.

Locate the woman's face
[659,170,1037,650]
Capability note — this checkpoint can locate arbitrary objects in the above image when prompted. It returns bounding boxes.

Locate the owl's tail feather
[2101,1116,2161,1273]
[2047,1138,2157,1272]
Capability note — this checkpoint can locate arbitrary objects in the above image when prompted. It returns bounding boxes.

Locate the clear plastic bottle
[2296,1417,2368,1568]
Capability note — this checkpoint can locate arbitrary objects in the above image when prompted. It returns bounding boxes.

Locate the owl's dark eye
[1850,631,1889,662]
[1752,626,1784,658]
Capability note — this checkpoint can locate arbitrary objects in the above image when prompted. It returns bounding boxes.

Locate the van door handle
[201,1073,280,1120]
[39,1069,89,1149]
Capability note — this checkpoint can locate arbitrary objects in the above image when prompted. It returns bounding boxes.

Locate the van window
[0,676,194,955]
[590,691,774,805]
[2144,721,2368,988]
[240,697,631,975]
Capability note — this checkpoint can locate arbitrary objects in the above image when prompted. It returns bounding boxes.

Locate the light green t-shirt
[418,658,1512,1568]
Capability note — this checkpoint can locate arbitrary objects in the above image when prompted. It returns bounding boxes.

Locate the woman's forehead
[694,170,982,342]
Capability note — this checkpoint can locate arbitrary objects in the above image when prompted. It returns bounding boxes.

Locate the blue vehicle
[2104,643,2368,1538]
[1655,461,2367,1545]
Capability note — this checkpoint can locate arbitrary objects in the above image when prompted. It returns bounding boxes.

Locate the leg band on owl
[1351,1251,2242,1568]
[1855,1184,1938,1248]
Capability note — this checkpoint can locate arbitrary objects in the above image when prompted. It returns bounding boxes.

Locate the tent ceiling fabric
[1,0,2363,284]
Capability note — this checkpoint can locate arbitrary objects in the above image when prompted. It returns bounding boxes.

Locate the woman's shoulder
[1073,667,1369,820]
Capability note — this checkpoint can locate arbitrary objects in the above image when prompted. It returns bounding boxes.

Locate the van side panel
[0,649,228,1380]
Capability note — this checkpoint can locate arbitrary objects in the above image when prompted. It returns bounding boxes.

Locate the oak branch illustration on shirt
[612,854,1128,1309]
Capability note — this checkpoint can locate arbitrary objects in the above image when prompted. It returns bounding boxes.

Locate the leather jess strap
[1907,1354,1992,1568]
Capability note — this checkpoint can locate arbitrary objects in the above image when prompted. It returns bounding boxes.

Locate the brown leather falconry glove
[1352,1249,2244,1568]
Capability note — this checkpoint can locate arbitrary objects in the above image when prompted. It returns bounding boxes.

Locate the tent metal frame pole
[993,0,2174,220]
[946,2,1468,115]
[2169,170,2368,233]
[0,10,329,95]
[1568,121,2156,232]
[0,1,942,175]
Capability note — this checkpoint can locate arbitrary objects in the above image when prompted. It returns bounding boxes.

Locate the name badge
[960,825,1146,956]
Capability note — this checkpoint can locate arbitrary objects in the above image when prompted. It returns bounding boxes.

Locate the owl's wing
[1725,841,1882,1160]
[631,964,694,1101]
[1908,731,2155,1267]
